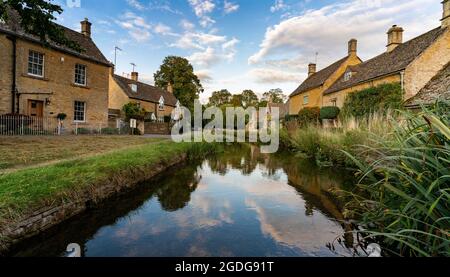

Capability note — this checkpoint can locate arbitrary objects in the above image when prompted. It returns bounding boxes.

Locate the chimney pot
[80,18,92,37]
[131,72,139,81]
[308,63,317,77]
[387,25,404,52]
[167,82,174,93]
[442,0,450,28]
[348,39,357,56]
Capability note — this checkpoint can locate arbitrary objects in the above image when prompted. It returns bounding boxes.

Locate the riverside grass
[282,101,449,256]
[0,141,220,225]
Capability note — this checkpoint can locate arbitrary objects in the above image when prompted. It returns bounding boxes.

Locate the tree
[209,89,232,106]
[230,94,243,107]
[262,88,287,104]
[122,102,146,121]
[0,0,81,51]
[154,56,203,112]
[241,90,259,108]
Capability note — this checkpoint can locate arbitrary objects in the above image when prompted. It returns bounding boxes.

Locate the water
[11,144,359,257]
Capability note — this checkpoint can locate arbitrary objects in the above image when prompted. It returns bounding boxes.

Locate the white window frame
[27,50,45,78]
[344,71,352,81]
[158,96,165,111]
[74,101,86,122]
[74,64,87,86]
[303,95,309,105]
[130,84,138,92]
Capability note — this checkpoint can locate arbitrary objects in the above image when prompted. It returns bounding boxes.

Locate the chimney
[387,25,404,52]
[80,18,92,37]
[348,39,357,56]
[131,72,139,81]
[442,0,450,28]
[308,63,316,77]
[167,82,174,93]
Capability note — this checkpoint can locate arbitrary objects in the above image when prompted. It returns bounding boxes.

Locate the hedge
[320,106,340,120]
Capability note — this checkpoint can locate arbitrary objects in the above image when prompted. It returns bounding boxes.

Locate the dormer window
[344,71,352,81]
[130,84,137,92]
[159,96,165,110]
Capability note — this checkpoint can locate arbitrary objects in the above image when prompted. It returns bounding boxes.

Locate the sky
[54,0,442,103]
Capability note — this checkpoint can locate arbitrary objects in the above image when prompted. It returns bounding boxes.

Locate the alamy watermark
[170,100,280,154]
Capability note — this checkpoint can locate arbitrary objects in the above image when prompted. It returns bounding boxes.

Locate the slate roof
[0,10,111,66]
[405,62,450,107]
[324,27,446,95]
[113,75,178,107]
[289,56,350,97]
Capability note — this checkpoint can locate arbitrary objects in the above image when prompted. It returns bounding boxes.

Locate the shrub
[341,83,403,119]
[164,115,172,123]
[56,113,67,120]
[101,127,119,135]
[320,106,340,120]
[298,107,320,126]
[122,102,146,121]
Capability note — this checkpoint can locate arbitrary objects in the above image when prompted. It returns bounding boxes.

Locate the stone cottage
[0,12,112,131]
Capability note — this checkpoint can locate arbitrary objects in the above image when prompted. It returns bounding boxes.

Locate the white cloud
[116,12,152,42]
[170,32,227,50]
[250,0,441,66]
[186,36,239,68]
[127,0,146,10]
[188,0,216,28]
[154,23,176,36]
[195,69,213,83]
[149,0,183,15]
[188,47,221,67]
[249,68,302,84]
[224,1,239,14]
[180,19,195,30]
[270,0,288,13]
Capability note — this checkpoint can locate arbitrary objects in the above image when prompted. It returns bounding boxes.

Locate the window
[344,71,352,81]
[130,84,137,92]
[74,101,86,122]
[303,95,309,105]
[159,96,165,110]
[75,64,87,85]
[28,50,44,77]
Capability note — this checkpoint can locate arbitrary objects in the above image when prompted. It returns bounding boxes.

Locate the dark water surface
[12,144,358,257]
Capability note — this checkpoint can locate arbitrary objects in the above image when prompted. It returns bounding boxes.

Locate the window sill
[71,83,90,89]
[22,74,49,81]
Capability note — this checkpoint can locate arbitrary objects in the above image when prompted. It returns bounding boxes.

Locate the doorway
[27,100,44,117]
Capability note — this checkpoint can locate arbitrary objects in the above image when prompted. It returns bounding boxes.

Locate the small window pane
[74,101,86,122]
[303,96,309,105]
[28,51,44,77]
[75,64,87,85]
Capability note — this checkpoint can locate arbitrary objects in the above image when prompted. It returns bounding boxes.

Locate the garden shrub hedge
[320,106,340,120]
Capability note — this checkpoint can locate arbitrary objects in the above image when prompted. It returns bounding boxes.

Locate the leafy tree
[230,94,243,107]
[122,102,146,121]
[0,0,81,51]
[209,89,232,106]
[154,56,203,112]
[262,88,287,104]
[241,89,259,108]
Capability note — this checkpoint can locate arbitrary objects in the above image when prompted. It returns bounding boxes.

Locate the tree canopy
[0,0,81,51]
[209,89,232,107]
[262,88,287,104]
[154,56,203,112]
[241,89,259,108]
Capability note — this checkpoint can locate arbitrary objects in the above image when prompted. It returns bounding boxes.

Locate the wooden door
[28,100,44,117]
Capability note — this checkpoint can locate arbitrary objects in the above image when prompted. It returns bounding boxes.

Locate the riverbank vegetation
[0,141,220,229]
[281,101,449,256]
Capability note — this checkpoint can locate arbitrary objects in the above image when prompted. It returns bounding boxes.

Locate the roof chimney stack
[80,18,92,37]
[308,63,317,77]
[387,25,404,52]
[131,72,139,81]
[348,39,357,56]
[442,0,450,28]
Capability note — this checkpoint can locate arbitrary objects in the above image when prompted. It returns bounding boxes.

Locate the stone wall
[0,34,13,114]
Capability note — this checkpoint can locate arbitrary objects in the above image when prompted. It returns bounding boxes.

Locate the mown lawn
[0,136,166,171]
[0,141,216,224]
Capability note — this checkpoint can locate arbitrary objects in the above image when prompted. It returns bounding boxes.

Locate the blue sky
[54,0,441,102]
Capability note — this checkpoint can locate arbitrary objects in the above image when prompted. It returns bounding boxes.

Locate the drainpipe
[400,71,405,100]
[7,35,17,114]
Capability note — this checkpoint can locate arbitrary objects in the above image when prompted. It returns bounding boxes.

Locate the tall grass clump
[345,101,450,257]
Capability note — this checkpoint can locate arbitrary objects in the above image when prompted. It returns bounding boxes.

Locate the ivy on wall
[341,83,403,118]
